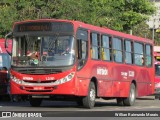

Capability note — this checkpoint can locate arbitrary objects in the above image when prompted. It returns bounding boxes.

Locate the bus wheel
[76,97,83,106]
[155,95,159,100]
[82,81,96,109]
[123,83,136,106]
[29,97,42,107]
[116,98,124,106]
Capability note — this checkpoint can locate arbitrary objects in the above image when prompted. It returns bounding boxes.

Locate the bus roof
[13,19,153,44]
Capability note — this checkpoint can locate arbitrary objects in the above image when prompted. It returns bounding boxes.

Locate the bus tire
[155,95,159,100]
[29,97,42,107]
[82,81,96,109]
[76,97,83,106]
[116,98,124,106]
[123,83,136,106]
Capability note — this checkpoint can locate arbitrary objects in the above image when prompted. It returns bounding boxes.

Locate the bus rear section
[0,39,11,98]
[5,19,154,109]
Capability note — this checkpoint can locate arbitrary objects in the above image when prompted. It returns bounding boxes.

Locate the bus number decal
[97,67,108,75]
[46,77,55,80]
[128,71,135,77]
[121,72,128,79]
[23,77,33,80]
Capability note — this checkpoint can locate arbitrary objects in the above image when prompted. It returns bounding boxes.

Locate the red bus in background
[0,38,12,98]
[5,19,154,108]
[154,46,160,99]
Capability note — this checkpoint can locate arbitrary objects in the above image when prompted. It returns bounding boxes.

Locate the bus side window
[101,35,111,61]
[91,33,100,60]
[124,40,133,64]
[76,29,88,70]
[112,37,123,63]
[145,44,152,67]
[134,42,144,66]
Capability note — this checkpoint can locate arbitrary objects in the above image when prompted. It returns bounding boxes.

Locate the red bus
[154,46,160,99]
[5,19,154,108]
[0,38,12,98]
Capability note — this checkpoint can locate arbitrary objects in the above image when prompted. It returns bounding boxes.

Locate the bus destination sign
[18,23,51,32]
[14,22,73,33]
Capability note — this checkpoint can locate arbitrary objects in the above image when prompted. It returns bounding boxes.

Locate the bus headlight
[11,74,22,84]
[54,72,75,85]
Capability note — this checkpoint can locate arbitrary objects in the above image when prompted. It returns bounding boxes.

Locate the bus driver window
[76,29,88,70]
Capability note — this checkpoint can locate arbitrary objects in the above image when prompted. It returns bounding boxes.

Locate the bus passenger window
[134,42,144,66]
[101,35,111,61]
[145,45,152,67]
[113,37,122,63]
[124,40,132,64]
[91,33,100,60]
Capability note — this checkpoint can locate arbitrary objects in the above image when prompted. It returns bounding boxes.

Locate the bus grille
[23,80,56,83]
[26,90,53,92]
[15,69,62,75]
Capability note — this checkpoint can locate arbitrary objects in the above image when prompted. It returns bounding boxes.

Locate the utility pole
[130,30,132,35]
[152,18,155,41]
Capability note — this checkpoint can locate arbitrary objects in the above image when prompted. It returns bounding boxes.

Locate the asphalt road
[0,96,160,118]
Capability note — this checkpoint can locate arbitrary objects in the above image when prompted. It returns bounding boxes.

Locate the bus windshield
[11,35,75,67]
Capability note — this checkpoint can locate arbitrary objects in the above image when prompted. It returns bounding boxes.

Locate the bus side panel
[98,80,112,97]
[136,83,148,97]
[110,65,135,97]
[77,61,135,98]
[98,80,130,97]
[147,83,153,95]
[136,68,154,97]
[76,78,90,96]
[76,62,99,96]
[111,81,130,97]
[136,81,154,97]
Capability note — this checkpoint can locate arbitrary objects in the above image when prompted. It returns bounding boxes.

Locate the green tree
[132,21,152,38]
[102,0,156,33]
[0,0,17,37]
[0,0,156,38]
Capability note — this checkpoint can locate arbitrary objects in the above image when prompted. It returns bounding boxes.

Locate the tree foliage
[0,0,156,39]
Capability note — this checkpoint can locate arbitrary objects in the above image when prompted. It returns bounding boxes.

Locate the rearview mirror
[5,32,12,48]
[5,32,12,56]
